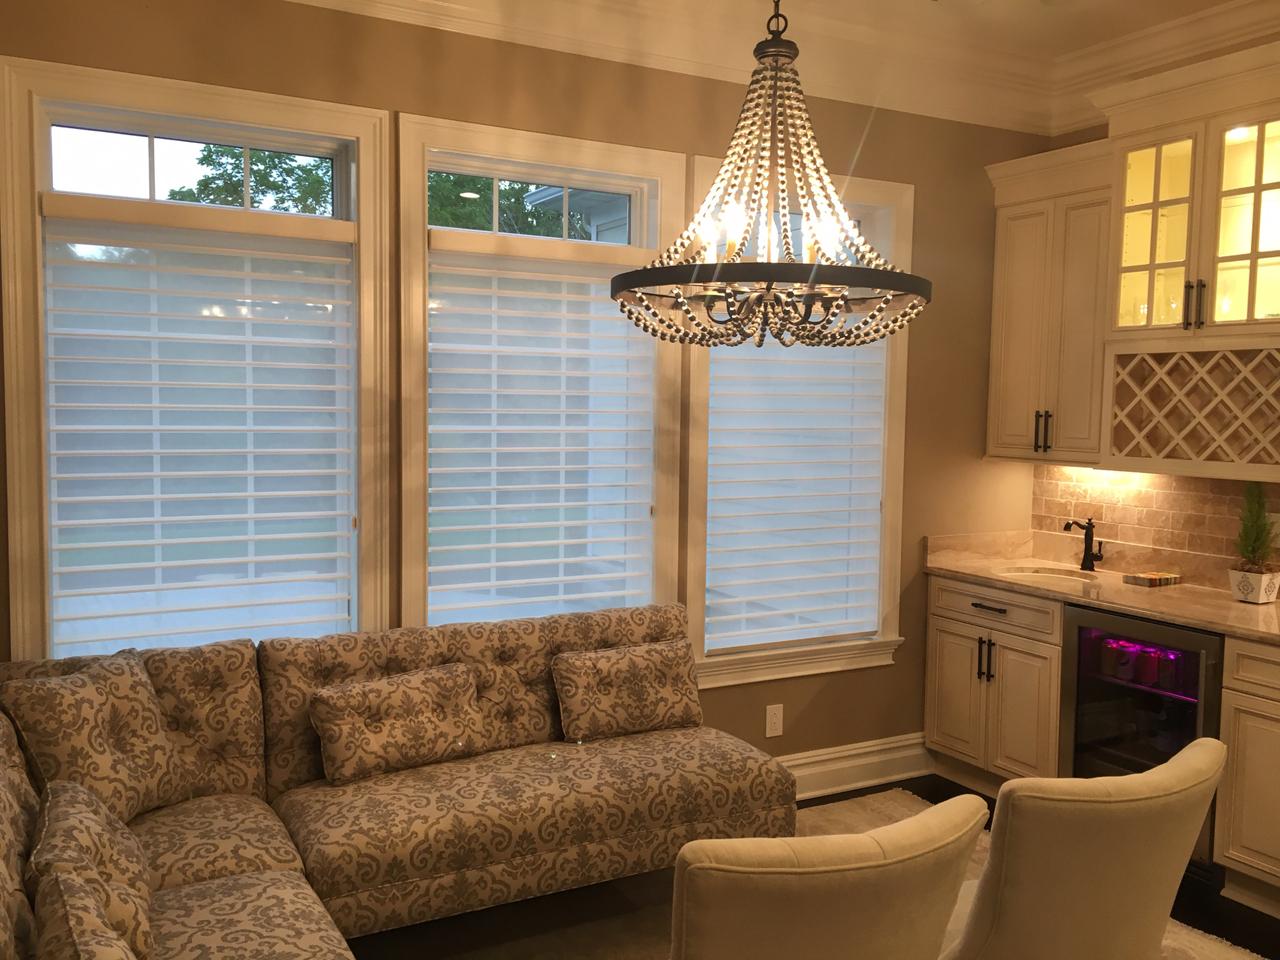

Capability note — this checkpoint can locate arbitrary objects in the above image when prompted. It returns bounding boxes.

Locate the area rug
[351,788,1267,960]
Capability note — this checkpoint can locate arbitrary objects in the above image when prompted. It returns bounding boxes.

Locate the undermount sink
[998,565,1098,587]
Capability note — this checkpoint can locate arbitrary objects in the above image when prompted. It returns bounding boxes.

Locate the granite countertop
[926,532,1280,647]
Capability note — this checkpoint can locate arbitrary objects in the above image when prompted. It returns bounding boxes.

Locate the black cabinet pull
[971,601,1008,615]
[1195,278,1206,328]
[986,639,996,682]
[1043,410,1053,452]
[1033,410,1043,452]
[977,637,986,679]
[1182,280,1194,330]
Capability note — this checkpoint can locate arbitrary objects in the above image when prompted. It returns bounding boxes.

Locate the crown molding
[283,0,1280,136]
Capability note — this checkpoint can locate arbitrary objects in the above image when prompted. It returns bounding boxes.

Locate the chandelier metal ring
[610,0,934,348]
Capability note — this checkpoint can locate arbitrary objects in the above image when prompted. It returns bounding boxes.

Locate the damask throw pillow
[27,781,153,959]
[551,639,702,742]
[0,656,195,822]
[308,663,490,785]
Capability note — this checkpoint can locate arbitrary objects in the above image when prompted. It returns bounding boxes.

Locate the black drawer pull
[971,601,1008,615]
[977,637,986,679]
[1033,410,1042,452]
[986,639,996,682]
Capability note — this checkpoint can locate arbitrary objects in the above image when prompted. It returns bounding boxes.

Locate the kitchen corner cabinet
[925,578,1061,780]
[986,144,1112,463]
[1215,637,1280,890]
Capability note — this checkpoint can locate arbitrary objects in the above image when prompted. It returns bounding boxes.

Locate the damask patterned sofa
[0,603,796,955]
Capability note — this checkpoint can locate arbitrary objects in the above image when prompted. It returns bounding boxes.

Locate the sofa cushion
[128,794,304,891]
[552,639,702,742]
[0,713,38,960]
[260,603,689,799]
[0,638,267,801]
[150,870,354,960]
[33,869,139,960]
[0,656,195,822]
[309,663,489,785]
[274,724,796,937]
[26,781,153,959]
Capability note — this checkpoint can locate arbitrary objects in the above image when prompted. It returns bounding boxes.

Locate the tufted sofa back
[0,639,267,801]
[258,603,688,799]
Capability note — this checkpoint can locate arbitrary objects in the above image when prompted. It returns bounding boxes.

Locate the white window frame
[398,116,686,627]
[0,57,392,660]
[684,156,913,688]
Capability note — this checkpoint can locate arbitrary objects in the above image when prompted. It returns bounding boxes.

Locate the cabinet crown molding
[1091,39,1280,136]
[987,139,1110,207]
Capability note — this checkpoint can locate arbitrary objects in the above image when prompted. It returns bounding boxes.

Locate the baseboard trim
[1222,870,1280,921]
[777,732,933,801]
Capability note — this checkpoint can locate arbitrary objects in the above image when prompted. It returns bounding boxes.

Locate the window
[44,222,356,656]
[51,125,336,215]
[704,342,886,651]
[685,159,910,680]
[400,118,685,628]
[426,252,654,621]
[427,170,632,243]
[0,61,389,660]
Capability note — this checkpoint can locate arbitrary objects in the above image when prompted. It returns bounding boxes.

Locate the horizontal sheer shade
[427,252,654,622]
[44,220,357,657]
[705,342,885,651]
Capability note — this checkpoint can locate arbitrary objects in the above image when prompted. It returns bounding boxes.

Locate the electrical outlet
[765,704,784,739]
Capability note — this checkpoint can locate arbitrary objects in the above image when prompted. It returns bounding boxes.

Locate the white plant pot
[1229,568,1280,604]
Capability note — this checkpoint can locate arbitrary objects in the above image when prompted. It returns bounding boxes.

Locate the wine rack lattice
[1111,348,1280,466]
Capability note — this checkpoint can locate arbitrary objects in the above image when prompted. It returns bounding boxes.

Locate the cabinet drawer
[930,576,1062,643]
[1225,637,1280,701]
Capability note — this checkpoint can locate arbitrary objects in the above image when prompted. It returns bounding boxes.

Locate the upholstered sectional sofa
[0,603,796,957]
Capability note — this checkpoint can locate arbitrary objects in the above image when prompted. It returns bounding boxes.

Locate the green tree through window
[167,145,333,216]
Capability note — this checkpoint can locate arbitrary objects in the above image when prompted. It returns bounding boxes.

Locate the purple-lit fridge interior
[1074,627,1203,777]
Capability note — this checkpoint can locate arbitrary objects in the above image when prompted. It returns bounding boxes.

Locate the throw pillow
[551,639,702,742]
[27,781,152,959]
[0,656,195,822]
[308,663,489,785]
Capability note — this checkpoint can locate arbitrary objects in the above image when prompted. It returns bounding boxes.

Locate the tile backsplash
[1032,465,1280,585]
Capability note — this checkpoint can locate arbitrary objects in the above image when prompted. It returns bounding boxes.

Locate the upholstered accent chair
[942,737,1227,960]
[670,794,989,960]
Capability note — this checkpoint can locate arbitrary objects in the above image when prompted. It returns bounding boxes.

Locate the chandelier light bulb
[609,0,933,348]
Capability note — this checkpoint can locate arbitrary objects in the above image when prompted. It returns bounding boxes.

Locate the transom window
[428,170,632,244]
[51,125,337,216]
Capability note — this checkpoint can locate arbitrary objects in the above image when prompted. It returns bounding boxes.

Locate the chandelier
[611,1,932,348]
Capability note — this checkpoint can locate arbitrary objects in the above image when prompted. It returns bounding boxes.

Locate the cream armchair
[670,794,989,960]
[943,737,1227,960]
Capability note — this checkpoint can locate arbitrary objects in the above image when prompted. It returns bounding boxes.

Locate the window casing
[399,117,685,628]
[684,158,912,685]
[0,58,390,660]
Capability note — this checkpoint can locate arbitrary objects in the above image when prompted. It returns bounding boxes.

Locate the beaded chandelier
[611,0,932,348]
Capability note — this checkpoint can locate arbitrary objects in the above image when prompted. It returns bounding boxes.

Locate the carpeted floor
[351,788,1268,960]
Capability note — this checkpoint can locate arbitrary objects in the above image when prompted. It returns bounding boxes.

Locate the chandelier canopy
[611,1,932,348]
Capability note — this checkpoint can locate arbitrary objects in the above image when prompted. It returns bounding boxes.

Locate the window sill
[695,635,904,690]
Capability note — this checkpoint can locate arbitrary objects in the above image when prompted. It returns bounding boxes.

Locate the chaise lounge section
[0,603,796,956]
[259,604,796,937]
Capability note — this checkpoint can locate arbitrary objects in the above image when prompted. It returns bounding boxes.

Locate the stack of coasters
[1122,571,1182,588]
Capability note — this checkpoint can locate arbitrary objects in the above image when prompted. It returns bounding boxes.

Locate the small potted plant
[1229,482,1279,604]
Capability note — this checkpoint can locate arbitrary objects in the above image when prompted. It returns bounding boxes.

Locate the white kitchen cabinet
[925,615,988,768]
[925,578,1062,780]
[1110,106,1280,339]
[985,629,1061,780]
[1215,638,1280,892]
[986,143,1111,463]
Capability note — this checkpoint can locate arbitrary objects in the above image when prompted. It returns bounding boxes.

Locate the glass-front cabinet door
[1114,135,1199,332]
[1201,114,1280,331]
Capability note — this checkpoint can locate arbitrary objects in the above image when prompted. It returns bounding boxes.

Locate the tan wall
[0,0,1044,752]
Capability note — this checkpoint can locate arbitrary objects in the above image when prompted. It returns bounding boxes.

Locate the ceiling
[284,0,1280,134]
